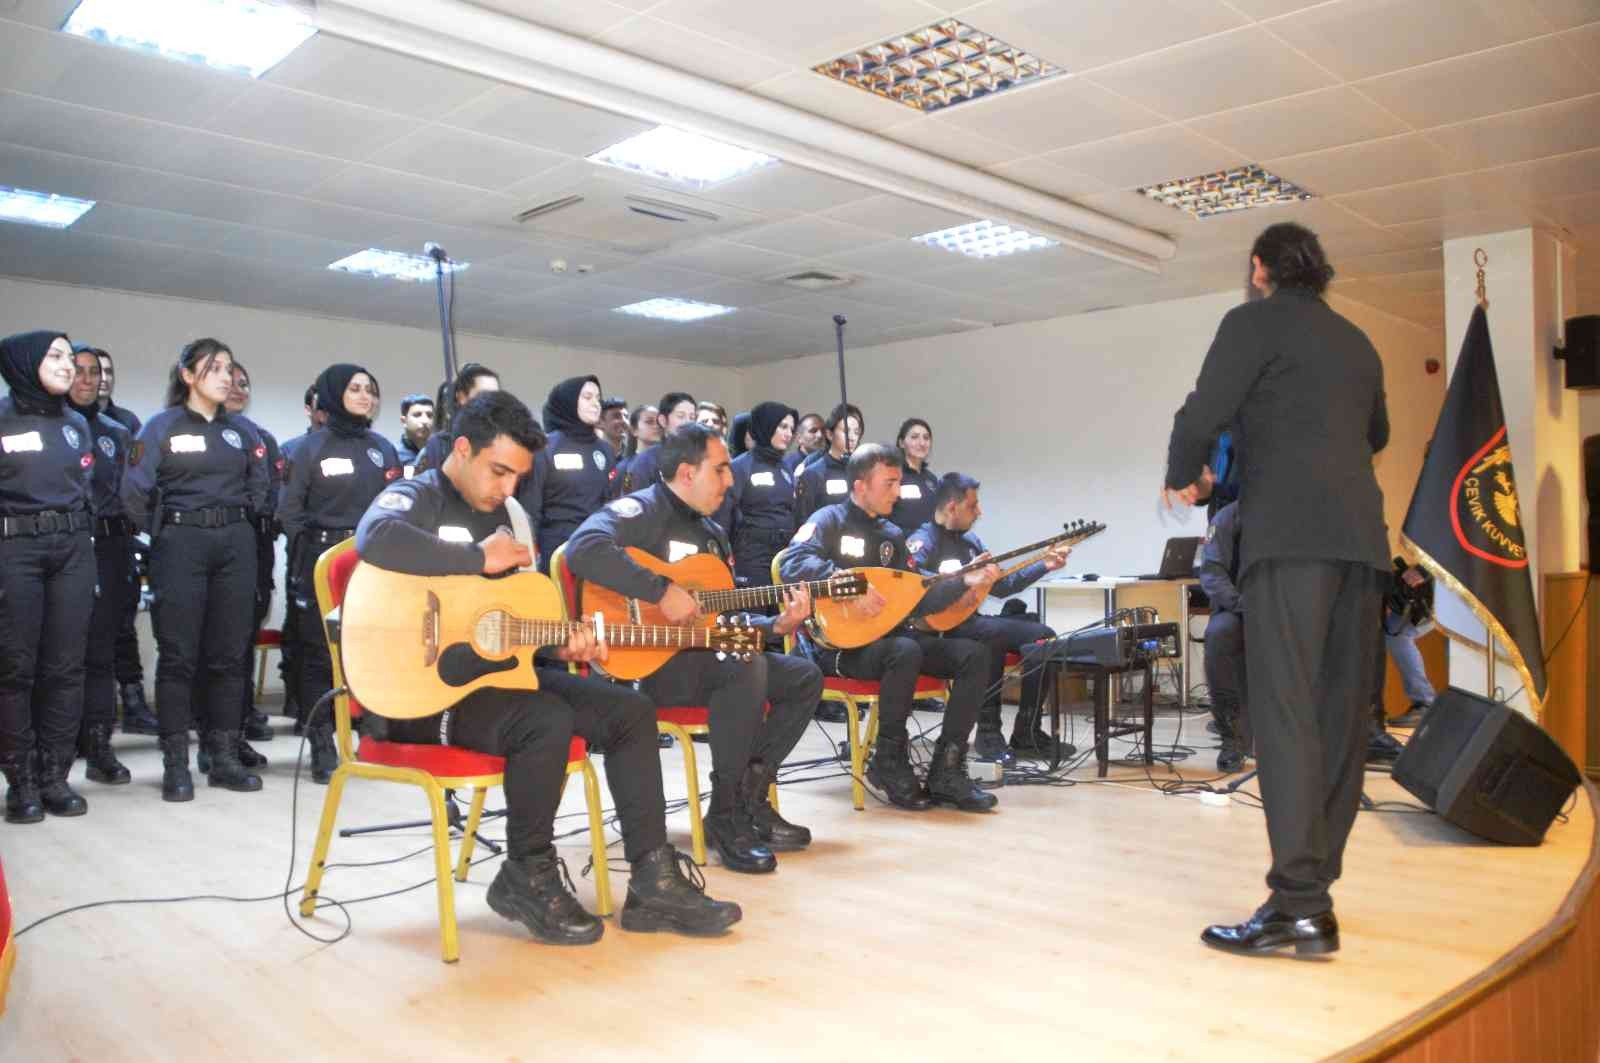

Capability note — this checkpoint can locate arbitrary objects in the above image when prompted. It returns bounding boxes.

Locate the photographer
[1382,560,1436,728]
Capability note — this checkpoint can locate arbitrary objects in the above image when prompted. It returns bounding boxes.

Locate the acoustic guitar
[575,548,869,681]
[919,520,1107,632]
[807,520,1107,648]
[339,562,763,719]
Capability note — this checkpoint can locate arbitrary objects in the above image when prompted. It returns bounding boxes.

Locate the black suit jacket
[1165,288,1390,577]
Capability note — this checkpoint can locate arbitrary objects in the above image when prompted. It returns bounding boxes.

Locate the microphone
[423,242,448,262]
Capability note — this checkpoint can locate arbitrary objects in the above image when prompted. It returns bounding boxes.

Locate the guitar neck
[501,618,722,649]
[694,579,835,613]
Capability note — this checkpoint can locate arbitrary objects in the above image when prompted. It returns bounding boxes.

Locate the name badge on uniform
[840,535,865,559]
[437,525,473,543]
[320,457,355,477]
[403,464,415,479]
[554,452,583,471]
[170,434,206,453]
[900,484,922,499]
[667,540,699,562]
[751,471,775,487]
[1,431,43,453]
[825,478,847,495]
[937,559,963,574]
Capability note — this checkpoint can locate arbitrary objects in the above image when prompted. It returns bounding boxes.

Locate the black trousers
[1242,559,1384,917]
[1203,609,1251,749]
[731,528,789,589]
[816,630,986,744]
[151,521,258,736]
[388,668,667,863]
[241,528,275,712]
[0,529,95,761]
[644,650,821,809]
[947,614,1055,717]
[290,535,344,720]
[83,531,136,729]
[113,536,143,685]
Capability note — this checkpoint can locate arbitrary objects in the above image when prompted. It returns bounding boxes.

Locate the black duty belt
[162,505,250,529]
[0,509,92,538]
[736,527,793,546]
[95,515,138,538]
[305,527,356,546]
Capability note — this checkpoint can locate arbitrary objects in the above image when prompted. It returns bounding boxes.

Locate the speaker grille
[1477,755,1575,839]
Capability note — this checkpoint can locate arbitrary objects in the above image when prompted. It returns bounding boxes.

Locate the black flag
[1401,304,1546,707]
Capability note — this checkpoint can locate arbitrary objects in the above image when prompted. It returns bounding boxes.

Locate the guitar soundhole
[437,644,518,688]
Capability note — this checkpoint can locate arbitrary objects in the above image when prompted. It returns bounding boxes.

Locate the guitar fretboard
[497,618,718,649]
[694,579,840,612]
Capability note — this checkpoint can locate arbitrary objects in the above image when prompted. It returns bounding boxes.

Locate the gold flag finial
[1474,248,1489,307]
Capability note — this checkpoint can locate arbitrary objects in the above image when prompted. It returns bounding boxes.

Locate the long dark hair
[166,337,232,407]
[1251,222,1334,294]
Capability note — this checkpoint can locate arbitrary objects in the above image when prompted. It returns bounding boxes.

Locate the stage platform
[1,705,1596,1062]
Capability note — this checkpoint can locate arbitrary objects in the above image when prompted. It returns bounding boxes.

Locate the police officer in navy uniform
[521,375,615,571]
[615,391,696,496]
[783,412,824,474]
[124,338,269,801]
[566,423,822,872]
[0,331,97,823]
[66,346,135,787]
[781,444,1000,813]
[890,418,939,533]
[1197,500,1249,773]
[394,393,434,468]
[278,363,399,783]
[905,473,1072,766]
[221,362,280,751]
[413,363,499,476]
[275,383,324,730]
[793,402,861,524]
[356,391,739,944]
[725,402,798,590]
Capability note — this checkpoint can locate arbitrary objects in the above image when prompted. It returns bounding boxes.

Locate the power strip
[969,760,1003,784]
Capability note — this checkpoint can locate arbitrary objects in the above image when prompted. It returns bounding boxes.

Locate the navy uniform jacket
[71,404,131,519]
[239,416,285,517]
[794,451,850,525]
[414,431,452,476]
[615,444,663,498]
[102,401,141,436]
[0,396,94,515]
[279,427,402,540]
[726,450,797,544]
[520,431,616,567]
[905,521,1046,601]
[1197,501,1242,614]
[356,468,508,578]
[122,406,270,532]
[889,462,938,533]
[396,436,422,467]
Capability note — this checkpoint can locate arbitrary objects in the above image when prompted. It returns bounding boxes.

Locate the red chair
[299,540,612,963]
[0,851,13,1018]
[253,627,282,699]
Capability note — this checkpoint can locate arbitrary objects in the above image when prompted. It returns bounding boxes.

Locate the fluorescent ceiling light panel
[1138,164,1314,219]
[912,219,1057,259]
[587,128,776,189]
[814,20,1060,114]
[62,0,317,79]
[328,249,469,283]
[613,298,736,323]
[0,187,97,229]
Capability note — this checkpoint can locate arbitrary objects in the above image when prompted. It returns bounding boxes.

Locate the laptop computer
[1138,536,1204,580]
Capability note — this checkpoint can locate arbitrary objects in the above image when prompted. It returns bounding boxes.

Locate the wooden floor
[0,702,1592,1062]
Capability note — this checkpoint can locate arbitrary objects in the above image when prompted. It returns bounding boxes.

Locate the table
[1034,575,1198,707]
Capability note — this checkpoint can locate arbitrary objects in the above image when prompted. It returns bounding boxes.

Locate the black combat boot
[243,709,274,742]
[973,702,1017,767]
[865,734,931,810]
[119,682,160,735]
[37,747,88,816]
[1010,701,1073,760]
[702,772,776,873]
[204,730,263,792]
[925,737,998,813]
[81,724,132,784]
[621,845,742,936]
[485,849,603,945]
[160,733,194,802]
[2,750,44,824]
[308,721,339,785]
[234,737,268,769]
[740,760,810,851]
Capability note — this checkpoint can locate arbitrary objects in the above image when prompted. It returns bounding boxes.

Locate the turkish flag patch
[385,467,401,481]
[80,453,94,469]
[254,445,267,459]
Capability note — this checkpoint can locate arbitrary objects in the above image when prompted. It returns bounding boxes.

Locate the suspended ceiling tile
[1334,172,1523,227]
[1264,0,1551,82]
[364,126,570,193]
[695,164,881,216]
[981,158,1116,200]
[747,71,912,133]
[1425,93,1600,172]
[639,0,947,69]
[1043,124,1247,190]
[1336,246,1445,279]
[932,76,1165,153]
[648,239,808,279]
[818,194,973,238]
[205,81,420,160]
[1497,148,1600,204]
[469,0,648,36]
[263,33,499,119]
[307,165,497,225]
[960,0,1248,73]
[730,216,896,259]
[1186,87,1411,162]
[1267,134,1463,198]
[441,85,654,158]
[591,14,789,89]
[879,115,1031,169]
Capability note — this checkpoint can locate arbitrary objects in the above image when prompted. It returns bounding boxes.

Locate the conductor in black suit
[1163,222,1390,958]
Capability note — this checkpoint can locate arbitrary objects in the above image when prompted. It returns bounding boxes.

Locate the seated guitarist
[780,444,1001,813]
[905,473,1072,765]
[353,392,739,946]
[565,423,823,875]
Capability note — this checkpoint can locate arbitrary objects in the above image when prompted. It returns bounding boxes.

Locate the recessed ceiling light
[587,128,776,189]
[814,19,1060,114]
[912,220,1057,259]
[1137,164,1314,219]
[0,186,96,229]
[328,249,469,283]
[62,0,317,79]
[613,298,736,323]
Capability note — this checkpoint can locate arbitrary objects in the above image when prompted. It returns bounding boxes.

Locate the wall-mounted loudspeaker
[1554,315,1598,390]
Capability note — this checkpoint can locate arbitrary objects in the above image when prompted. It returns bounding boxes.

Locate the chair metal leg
[579,760,613,917]
[254,646,269,700]
[454,786,489,883]
[299,766,348,917]
[845,695,866,811]
[659,722,705,866]
[425,781,461,964]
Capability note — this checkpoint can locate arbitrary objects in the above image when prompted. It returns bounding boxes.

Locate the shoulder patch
[128,441,144,466]
[376,491,413,512]
[907,536,927,557]
[609,497,644,519]
[879,541,895,565]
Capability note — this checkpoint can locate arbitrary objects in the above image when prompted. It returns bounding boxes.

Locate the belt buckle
[39,512,61,534]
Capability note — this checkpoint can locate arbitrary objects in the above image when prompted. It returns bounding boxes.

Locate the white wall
[740,290,1444,583]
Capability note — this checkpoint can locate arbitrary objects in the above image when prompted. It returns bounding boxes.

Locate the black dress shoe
[1366,730,1404,764]
[1201,905,1339,956]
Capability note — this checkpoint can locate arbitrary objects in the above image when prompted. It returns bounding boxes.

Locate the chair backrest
[314,538,363,758]
[770,546,796,653]
[545,543,582,675]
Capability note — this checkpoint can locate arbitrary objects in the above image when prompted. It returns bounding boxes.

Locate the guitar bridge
[423,590,440,667]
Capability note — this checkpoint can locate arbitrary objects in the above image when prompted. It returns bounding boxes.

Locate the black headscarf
[542,375,600,440]
[749,401,797,464]
[65,343,101,421]
[728,411,752,458]
[315,362,377,438]
[1,330,71,416]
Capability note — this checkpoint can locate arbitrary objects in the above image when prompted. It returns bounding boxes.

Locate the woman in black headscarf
[727,412,754,459]
[0,330,97,823]
[278,363,399,783]
[524,374,613,571]
[725,401,799,590]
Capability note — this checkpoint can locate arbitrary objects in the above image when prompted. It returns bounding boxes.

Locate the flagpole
[1476,248,1495,698]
